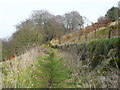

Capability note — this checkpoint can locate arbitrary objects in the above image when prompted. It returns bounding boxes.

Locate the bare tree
[31,10,54,27]
[64,11,84,31]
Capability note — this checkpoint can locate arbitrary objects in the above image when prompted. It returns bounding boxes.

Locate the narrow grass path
[29,48,70,88]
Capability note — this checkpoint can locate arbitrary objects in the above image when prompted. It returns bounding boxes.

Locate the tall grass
[58,37,120,88]
[2,37,119,88]
[2,47,44,88]
[2,46,72,88]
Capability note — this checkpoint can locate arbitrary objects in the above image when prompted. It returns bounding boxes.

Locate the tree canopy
[2,10,85,59]
[105,7,120,22]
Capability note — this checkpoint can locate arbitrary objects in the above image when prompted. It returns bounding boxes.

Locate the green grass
[29,50,70,88]
[2,46,73,88]
[57,37,120,88]
[2,36,119,88]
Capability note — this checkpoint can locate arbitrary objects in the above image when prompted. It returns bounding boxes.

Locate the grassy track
[29,49,70,88]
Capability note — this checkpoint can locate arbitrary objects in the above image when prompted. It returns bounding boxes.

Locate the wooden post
[85,30,87,41]
[108,26,113,38]
[94,28,97,39]
[58,36,61,44]
[108,29,111,38]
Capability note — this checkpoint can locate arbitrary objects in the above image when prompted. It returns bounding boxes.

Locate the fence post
[108,28,111,38]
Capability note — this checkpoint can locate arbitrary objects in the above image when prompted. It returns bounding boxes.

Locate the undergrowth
[58,37,120,88]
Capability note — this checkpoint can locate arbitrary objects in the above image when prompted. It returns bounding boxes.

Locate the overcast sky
[0,0,119,39]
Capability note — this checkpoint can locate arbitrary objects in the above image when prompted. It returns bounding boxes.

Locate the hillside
[50,21,118,45]
[1,21,120,88]
[1,4,120,88]
[2,37,120,88]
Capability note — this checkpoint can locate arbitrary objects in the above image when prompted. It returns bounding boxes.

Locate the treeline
[2,10,85,59]
[105,6,120,22]
[2,6,120,59]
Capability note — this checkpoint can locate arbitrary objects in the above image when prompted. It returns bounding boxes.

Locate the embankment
[51,37,120,88]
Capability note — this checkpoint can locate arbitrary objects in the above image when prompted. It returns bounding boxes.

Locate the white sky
[0,0,119,39]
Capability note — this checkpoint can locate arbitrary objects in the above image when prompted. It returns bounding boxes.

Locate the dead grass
[2,46,47,88]
[51,21,118,45]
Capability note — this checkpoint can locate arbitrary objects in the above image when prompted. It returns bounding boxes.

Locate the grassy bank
[50,22,118,45]
[2,37,120,88]
[57,37,120,88]
[2,46,72,88]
